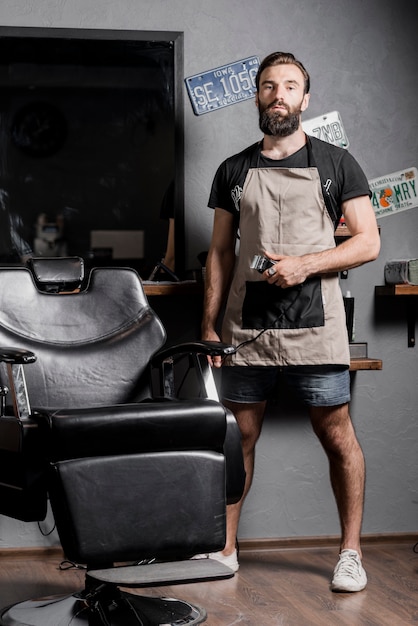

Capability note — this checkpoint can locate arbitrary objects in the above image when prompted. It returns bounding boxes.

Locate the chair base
[0,589,206,625]
[1,558,234,625]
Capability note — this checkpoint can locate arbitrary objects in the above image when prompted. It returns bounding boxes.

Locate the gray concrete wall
[0,0,417,548]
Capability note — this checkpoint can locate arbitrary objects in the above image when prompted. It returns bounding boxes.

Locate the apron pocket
[242,277,324,329]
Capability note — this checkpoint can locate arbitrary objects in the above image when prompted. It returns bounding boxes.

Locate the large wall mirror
[0,26,184,279]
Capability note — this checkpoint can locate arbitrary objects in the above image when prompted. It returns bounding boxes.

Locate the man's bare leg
[221,400,266,555]
[309,403,365,555]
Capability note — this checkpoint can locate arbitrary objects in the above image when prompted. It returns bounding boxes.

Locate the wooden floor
[1,539,417,625]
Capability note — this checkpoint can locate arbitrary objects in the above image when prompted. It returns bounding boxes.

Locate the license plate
[185,56,260,115]
[369,167,418,218]
[302,110,350,149]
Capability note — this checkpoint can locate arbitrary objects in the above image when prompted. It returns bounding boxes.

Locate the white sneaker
[331,549,367,592]
[191,549,239,572]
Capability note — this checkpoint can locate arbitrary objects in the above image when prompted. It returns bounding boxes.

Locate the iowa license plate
[185,56,259,115]
[302,110,350,149]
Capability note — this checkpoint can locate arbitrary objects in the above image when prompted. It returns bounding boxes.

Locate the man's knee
[310,404,357,453]
[224,400,265,447]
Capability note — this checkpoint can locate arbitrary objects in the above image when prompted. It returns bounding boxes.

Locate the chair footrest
[88,557,235,587]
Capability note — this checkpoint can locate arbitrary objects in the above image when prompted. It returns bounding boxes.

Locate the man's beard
[259,100,301,137]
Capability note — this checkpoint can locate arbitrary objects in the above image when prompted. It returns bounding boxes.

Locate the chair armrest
[151,341,236,366]
[150,341,236,401]
[0,348,36,419]
[0,347,37,364]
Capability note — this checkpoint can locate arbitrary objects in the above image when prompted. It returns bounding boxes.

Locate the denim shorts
[221,365,350,407]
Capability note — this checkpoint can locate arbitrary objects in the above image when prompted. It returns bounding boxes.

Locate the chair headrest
[27,257,85,293]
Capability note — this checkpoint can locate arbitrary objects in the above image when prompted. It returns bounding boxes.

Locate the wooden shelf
[335,225,352,239]
[335,224,380,241]
[375,284,418,296]
[349,357,382,371]
[143,281,203,296]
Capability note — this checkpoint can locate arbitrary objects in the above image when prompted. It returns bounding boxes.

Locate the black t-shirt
[208,136,370,228]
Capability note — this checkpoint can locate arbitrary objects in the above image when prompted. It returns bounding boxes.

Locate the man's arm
[265,195,380,287]
[202,208,236,366]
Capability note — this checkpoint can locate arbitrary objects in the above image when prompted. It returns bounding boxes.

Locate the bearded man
[193,52,380,592]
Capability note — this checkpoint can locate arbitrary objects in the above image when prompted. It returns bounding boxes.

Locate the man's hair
[255,52,310,94]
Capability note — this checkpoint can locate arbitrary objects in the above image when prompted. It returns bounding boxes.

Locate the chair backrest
[0,261,167,409]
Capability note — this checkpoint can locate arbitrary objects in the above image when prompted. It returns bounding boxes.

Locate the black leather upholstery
[44,401,228,566]
[0,258,245,625]
[28,256,85,292]
[0,264,166,407]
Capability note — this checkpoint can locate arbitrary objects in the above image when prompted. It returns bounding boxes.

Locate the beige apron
[222,156,350,367]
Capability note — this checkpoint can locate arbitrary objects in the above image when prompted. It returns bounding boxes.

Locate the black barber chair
[0,257,245,626]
